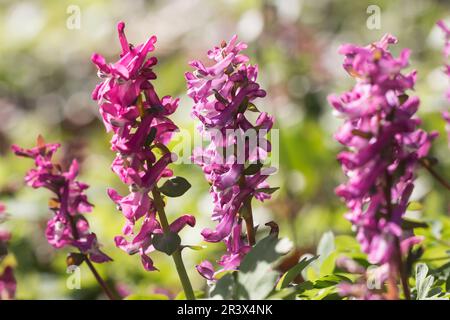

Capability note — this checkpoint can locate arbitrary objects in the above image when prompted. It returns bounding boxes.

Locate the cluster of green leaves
[200,233,340,300]
[186,227,450,300]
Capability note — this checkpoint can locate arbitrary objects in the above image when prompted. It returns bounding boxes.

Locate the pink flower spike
[92,22,195,272]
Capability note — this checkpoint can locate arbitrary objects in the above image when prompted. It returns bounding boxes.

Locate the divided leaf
[236,235,292,299]
[277,255,318,289]
[416,263,433,300]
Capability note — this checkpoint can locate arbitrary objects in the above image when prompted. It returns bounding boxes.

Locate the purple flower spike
[0,266,15,300]
[437,20,450,147]
[92,22,195,271]
[186,35,275,278]
[329,35,437,299]
[12,137,111,264]
[0,204,16,300]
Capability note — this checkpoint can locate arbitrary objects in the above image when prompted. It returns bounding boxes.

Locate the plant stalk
[64,186,116,300]
[242,197,256,246]
[84,258,116,300]
[383,171,411,300]
[238,173,256,246]
[394,238,411,300]
[152,188,196,300]
[419,159,450,191]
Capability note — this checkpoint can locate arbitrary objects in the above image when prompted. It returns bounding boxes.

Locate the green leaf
[293,280,314,294]
[319,252,337,276]
[254,187,279,195]
[236,236,292,299]
[415,263,433,300]
[302,231,335,281]
[213,269,234,280]
[175,290,205,300]
[430,220,443,239]
[407,201,423,211]
[334,235,360,252]
[247,103,260,112]
[414,263,447,300]
[182,245,206,251]
[159,177,191,197]
[402,218,428,230]
[277,255,318,289]
[314,274,351,289]
[321,292,343,300]
[210,273,237,300]
[317,231,335,259]
[267,286,297,300]
[152,232,181,255]
[243,162,263,175]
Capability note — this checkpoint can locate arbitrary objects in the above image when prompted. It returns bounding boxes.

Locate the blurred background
[0,0,449,299]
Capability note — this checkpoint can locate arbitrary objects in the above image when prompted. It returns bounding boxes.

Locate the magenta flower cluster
[0,203,16,300]
[437,20,450,146]
[92,22,195,271]
[185,35,275,279]
[12,138,111,263]
[328,35,437,284]
[7,19,450,301]
[336,256,384,300]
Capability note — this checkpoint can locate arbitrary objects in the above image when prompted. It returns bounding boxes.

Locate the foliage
[0,0,449,300]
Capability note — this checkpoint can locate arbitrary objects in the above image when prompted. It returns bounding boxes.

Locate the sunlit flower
[328,35,436,298]
[437,20,450,147]
[0,204,16,300]
[12,137,111,263]
[92,22,195,270]
[186,35,275,277]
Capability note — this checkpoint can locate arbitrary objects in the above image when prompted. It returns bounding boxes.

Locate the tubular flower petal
[12,140,111,263]
[329,35,436,298]
[92,22,194,270]
[186,35,274,278]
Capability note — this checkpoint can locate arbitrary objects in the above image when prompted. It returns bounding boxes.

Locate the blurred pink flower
[12,137,111,263]
[0,266,16,300]
[437,20,450,147]
[329,35,436,297]
[0,204,16,300]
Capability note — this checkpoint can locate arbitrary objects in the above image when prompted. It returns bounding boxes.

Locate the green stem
[384,171,411,300]
[151,188,196,300]
[64,186,116,300]
[172,249,196,299]
[394,238,411,300]
[419,159,450,191]
[84,257,116,300]
[238,173,256,246]
[242,197,256,246]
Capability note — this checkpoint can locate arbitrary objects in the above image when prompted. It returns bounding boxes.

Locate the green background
[0,0,449,299]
